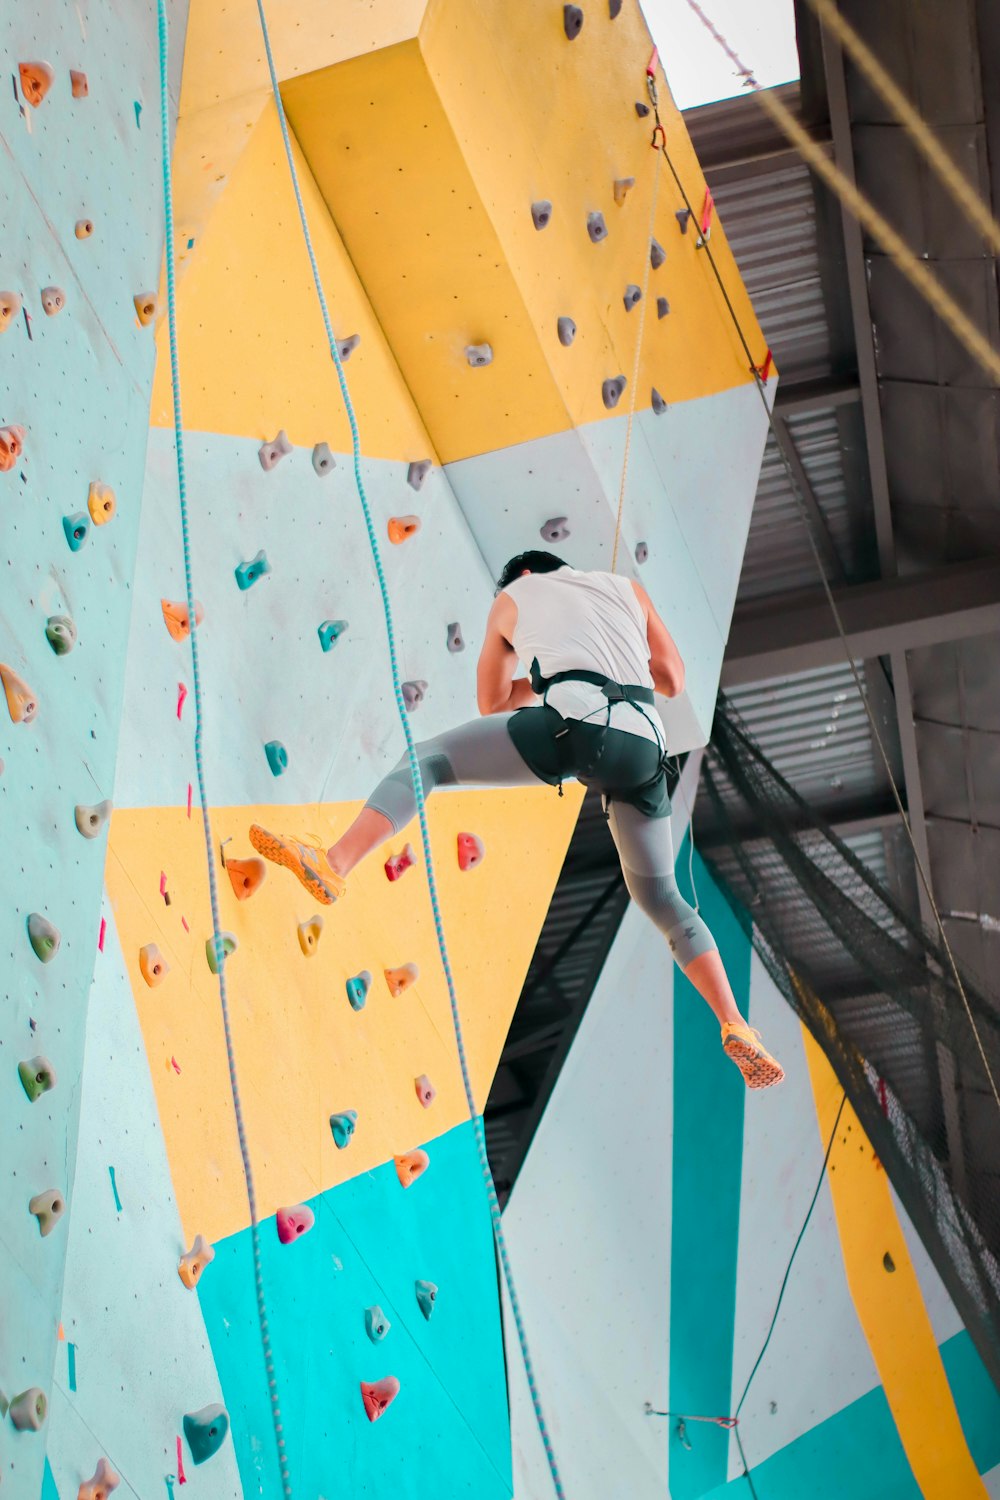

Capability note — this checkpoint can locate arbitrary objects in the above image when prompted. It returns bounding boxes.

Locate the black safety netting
[699,695,1000,1394]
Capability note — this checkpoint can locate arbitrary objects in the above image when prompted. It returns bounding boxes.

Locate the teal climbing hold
[264,741,288,776]
[330,1110,358,1149]
[27,913,60,963]
[318,619,348,652]
[205,931,237,974]
[183,1403,229,1465]
[235,550,270,590]
[63,513,89,551]
[415,1279,438,1321]
[346,970,371,1010]
[365,1305,391,1343]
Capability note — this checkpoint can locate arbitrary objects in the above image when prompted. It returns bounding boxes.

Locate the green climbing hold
[205,931,237,974]
[27,912,60,963]
[183,1403,230,1465]
[45,615,77,655]
[18,1055,56,1102]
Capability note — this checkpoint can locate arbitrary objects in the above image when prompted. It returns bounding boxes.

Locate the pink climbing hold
[276,1205,315,1244]
[360,1376,400,1423]
[414,1075,436,1108]
[384,843,416,882]
[394,1149,430,1188]
[457,832,485,871]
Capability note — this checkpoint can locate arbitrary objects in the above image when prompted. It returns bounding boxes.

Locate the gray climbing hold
[466,343,493,367]
[338,334,361,361]
[635,541,649,564]
[531,200,553,231]
[557,316,577,346]
[365,1305,391,1343]
[657,296,670,319]
[541,517,570,543]
[9,1388,46,1432]
[415,1279,438,1320]
[609,0,623,15]
[623,284,642,311]
[45,615,76,655]
[586,211,607,243]
[40,286,66,316]
[312,441,335,476]
[402,680,428,710]
[564,4,584,39]
[407,459,432,491]
[27,913,60,963]
[29,1187,64,1237]
[650,237,666,270]
[75,799,112,838]
[651,388,666,415]
[635,101,650,117]
[613,177,635,206]
[602,375,627,409]
[676,207,692,233]
[446,623,465,653]
[258,430,292,471]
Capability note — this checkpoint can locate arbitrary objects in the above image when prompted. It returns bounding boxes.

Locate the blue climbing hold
[330,1110,358,1149]
[183,1403,229,1465]
[235,550,270,590]
[346,970,371,1011]
[318,619,348,652]
[264,740,288,776]
[63,513,89,551]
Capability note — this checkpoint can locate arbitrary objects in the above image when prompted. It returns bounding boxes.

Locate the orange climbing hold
[225,857,266,901]
[69,70,89,99]
[387,515,421,544]
[457,832,485,871]
[77,1457,120,1499]
[88,481,116,525]
[75,218,94,239]
[384,963,418,997]
[1,662,38,724]
[178,1234,215,1289]
[0,292,22,330]
[139,943,169,987]
[18,61,55,107]
[297,916,324,957]
[0,425,25,472]
[394,1150,430,1188]
[161,598,205,641]
[360,1377,400,1422]
[133,292,157,326]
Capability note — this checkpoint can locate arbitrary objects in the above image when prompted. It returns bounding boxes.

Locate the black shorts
[506,704,672,819]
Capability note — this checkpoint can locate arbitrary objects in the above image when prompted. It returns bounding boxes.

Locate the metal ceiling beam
[695,792,903,852]
[773,374,861,417]
[706,138,833,187]
[721,557,1000,686]
[770,415,848,582]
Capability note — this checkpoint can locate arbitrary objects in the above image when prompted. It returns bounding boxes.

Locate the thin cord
[250,4,567,1494]
[155,4,293,1495]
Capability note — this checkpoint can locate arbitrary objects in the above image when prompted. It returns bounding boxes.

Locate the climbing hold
[29,1187,65,1237]
[676,207,692,233]
[394,1150,430,1189]
[635,541,649,564]
[40,286,66,317]
[384,844,416,882]
[407,459,432,491]
[330,1110,358,1149]
[466,343,493,367]
[27,913,59,963]
[75,218,94,239]
[161,599,204,641]
[297,916,324,957]
[457,831,485,871]
[635,100,650,117]
[139,943,169,987]
[415,1280,438,1320]
[387,515,421,544]
[75,800,111,838]
[258,430,292,471]
[402,680,427,711]
[226,857,266,901]
[264,740,288,776]
[1,663,38,724]
[0,291,22,329]
[586,211,607,243]
[609,0,623,15]
[133,292,157,326]
[557,316,576,346]
[276,1205,315,1244]
[541,517,570,544]
[365,1306,391,1343]
[651,388,666,415]
[0,424,25,471]
[9,1388,47,1431]
[63,512,90,550]
[384,963,418,997]
[45,615,77,655]
[317,619,348,651]
[657,296,670,319]
[361,1377,400,1422]
[311,441,335,476]
[531,200,553,231]
[87,480,116,525]
[178,1234,215,1289]
[650,237,666,270]
[77,1458,120,1500]
[338,333,361,361]
[18,62,55,108]
[602,375,627,409]
[446,622,465,653]
[623,284,642,311]
[19,1056,56,1103]
[346,971,371,1011]
[613,177,635,206]
[206,932,237,974]
[414,1075,436,1108]
[183,1404,230,1465]
[234,549,270,590]
[69,70,89,99]
[883,1251,896,1273]
[563,5,584,39]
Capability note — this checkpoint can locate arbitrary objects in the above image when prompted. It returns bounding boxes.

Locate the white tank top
[503,567,665,746]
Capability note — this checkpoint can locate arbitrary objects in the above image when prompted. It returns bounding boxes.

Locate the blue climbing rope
[251,4,567,1494]
[155,5,293,1495]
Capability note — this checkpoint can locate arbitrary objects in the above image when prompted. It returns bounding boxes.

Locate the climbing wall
[503,838,1000,1500]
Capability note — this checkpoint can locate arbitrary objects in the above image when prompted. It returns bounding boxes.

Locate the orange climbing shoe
[721,1022,785,1090]
[248,825,346,906]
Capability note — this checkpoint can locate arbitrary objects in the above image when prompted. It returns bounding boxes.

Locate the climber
[250,552,784,1089]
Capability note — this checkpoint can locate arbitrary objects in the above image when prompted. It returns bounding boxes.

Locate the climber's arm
[631,581,685,698]
[477,593,538,714]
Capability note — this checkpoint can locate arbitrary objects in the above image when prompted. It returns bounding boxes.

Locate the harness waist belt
[530,659,655,706]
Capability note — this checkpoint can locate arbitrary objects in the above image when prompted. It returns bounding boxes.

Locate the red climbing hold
[276,1205,315,1244]
[360,1377,400,1422]
[384,843,416,882]
[457,832,485,871]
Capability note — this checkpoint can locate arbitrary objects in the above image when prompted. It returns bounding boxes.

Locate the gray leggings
[366,713,717,970]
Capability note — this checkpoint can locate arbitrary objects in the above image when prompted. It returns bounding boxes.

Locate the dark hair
[495,550,568,593]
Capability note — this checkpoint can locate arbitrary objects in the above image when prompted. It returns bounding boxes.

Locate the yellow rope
[807,0,1000,258]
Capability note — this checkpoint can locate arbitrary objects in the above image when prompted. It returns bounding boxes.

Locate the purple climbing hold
[338,334,361,361]
[557,316,577,346]
[635,101,650,117]
[657,296,670,319]
[541,517,570,544]
[586,211,607,244]
[623,284,642,312]
[676,208,692,234]
[609,0,623,16]
[651,388,666,415]
[602,375,627,409]
[531,200,553,231]
[446,623,465,653]
[650,238,666,270]
[407,459,432,491]
[402,680,428,711]
[635,541,649,564]
[564,5,584,39]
